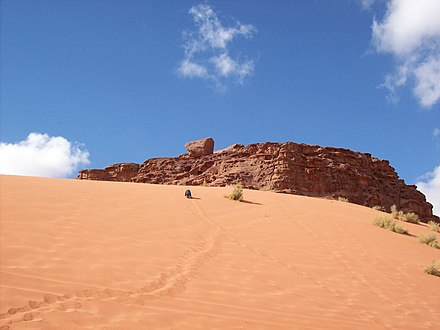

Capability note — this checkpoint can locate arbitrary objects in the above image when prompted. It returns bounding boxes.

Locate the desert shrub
[373,216,408,234]
[373,216,395,229]
[225,183,244,201]
[338,196,349,202]
[372,205,385,211]
[390,204,420,224]
[393,225,409,235]
[390,204,398,219]
[398,212,420,224]
[424,261,440,277]
[419,234,439,248]
[428,221,440,232]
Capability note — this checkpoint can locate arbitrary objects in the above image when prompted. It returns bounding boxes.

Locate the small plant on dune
[390,204,399,219]
[390,204,398,219]
[424,261,440,277]
[418,234,439,248]
[373,216,394,229]
[389,205,420,224]
[225,183,244,202]
[372,205,385,211]
[373,216,408,235]
[428,221,440,232]
[392,225,409,235]
[398,212,419,224]
[337,196,349,203]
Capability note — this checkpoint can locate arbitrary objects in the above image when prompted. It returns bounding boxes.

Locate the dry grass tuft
[373,216,408,235]
[225,183,244,202]
[428,221,440,232]
[424,261,440,277]
[419,234,439,248]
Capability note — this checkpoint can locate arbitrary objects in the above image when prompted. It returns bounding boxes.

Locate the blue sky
[1,0,439,214]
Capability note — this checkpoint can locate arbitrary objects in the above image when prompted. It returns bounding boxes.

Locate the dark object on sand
[185,190,192,199]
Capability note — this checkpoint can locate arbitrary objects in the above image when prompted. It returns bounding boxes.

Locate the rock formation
[77,163,139,182]
[77,139,438,221]
[184,137,214,158]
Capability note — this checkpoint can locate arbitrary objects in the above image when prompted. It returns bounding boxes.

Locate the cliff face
[77,140,437,221]
[77,163,139,182]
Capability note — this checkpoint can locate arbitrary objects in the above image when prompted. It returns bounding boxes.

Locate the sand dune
[1,175,439,329]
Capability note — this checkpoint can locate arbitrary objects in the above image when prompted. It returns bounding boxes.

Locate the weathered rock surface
[77,163,139,182]
[184,137,214,158]
[77,141,437,221]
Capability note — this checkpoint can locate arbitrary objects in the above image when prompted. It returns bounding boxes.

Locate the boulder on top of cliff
[184,137,214,158]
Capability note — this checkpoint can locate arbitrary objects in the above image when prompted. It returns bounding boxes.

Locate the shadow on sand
[241,200,262,205]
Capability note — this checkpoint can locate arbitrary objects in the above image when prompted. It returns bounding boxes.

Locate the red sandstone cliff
[77,139,437,221]
[77,163,139,182]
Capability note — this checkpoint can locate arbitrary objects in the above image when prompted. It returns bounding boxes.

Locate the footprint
[60,302,82,310]
[43,294,59,304]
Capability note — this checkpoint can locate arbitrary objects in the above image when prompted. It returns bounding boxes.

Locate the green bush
[428,221,440,232]
[372,205,385,211]
[373,216,408,235]
[337,196,349,202]
[424,261,440,277]
[419,234,439,248]
[225,183,244,202]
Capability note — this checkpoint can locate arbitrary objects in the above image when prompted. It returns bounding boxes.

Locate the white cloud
[188,4,254,51]
[413,56,440,107]
[372,1,440,56]
[178,3,256,90]
[371,0,440,108]
[211,53,236,77]
[380,63,410,104]
[417,165,440,216]
[0,133,90,178]
[178,59,208,78]
[360,0,376,10]
[433,128,440,137]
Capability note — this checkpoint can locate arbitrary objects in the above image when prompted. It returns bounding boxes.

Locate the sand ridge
[0,175,439,329]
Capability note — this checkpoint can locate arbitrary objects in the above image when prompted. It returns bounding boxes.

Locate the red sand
[1,175,439,329]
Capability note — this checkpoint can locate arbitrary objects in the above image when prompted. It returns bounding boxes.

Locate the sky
[1,0,439,215]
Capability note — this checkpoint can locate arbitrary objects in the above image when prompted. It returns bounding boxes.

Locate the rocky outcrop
[78,163,139,182]
[77,140,437,221]
[184,137,214,158]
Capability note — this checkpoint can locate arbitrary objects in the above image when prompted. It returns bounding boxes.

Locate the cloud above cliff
[371,0,440,108]
[417,165,440,216]
[178,3,256,90]
[0,133,90,178]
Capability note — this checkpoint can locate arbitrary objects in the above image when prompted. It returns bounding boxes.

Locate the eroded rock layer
[77,141,437,221]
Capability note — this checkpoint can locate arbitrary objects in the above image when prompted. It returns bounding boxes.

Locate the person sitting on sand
[185,190,192,199]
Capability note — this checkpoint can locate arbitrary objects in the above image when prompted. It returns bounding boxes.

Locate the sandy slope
[0,175,439,329]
